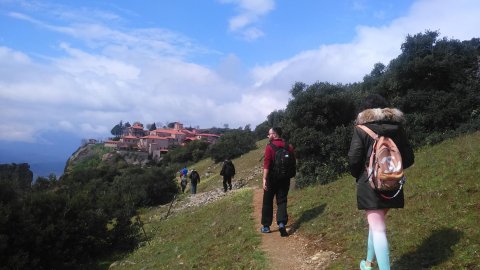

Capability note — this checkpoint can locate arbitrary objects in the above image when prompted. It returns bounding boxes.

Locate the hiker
[348,94,414,270]
[179,166,188,193]
[220,159,235,192]
[189,169,200,195]
[260,127,296,237]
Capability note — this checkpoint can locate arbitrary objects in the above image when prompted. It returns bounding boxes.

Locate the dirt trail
[253,189,336,270]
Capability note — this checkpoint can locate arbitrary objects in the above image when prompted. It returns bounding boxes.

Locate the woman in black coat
[348,94,414,270]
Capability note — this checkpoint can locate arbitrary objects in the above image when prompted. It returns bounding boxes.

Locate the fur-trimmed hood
[355,108,405,125]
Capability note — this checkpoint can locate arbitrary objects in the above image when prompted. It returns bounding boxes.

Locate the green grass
[110,189,266,269]
[108,132,480,269]
[185,139,268,194]
[288,131,480,269]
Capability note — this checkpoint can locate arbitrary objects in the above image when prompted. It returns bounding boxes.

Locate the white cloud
[221,0,275,40]
[252,0,480,88]
[2,0,480,144]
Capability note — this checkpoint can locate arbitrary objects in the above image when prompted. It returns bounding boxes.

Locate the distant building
[104,140,118,148]
[196,133,221,144]
[104,121,219,153]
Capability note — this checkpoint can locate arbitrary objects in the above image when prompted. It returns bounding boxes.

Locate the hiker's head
[359,94,390,111]
[268,127,282,140]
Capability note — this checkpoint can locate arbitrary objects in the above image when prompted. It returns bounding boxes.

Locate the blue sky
[1,0,480,175]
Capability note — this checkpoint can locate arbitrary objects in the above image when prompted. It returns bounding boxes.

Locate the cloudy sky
[1,0,480,173]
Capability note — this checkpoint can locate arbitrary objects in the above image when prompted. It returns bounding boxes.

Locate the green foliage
[148,122,157,131]
[259,31,480,187]
[0,145,178,269]
[111,120,124,137]
[253,120,270,140]
[281,83,356,186]
[253,110,286,140]
[208,129,257,162]
[162,140,210,164]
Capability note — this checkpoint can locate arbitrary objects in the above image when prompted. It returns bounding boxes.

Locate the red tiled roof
[141,135,170,140]
[154,128,186,135]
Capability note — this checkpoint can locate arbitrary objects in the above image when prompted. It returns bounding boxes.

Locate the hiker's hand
[263,177,268,191]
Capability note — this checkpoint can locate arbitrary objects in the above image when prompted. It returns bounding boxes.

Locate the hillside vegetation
[2,30,479,269]
[111,132,480,269]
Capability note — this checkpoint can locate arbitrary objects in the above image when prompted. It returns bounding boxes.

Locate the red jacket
[263,138,295,169]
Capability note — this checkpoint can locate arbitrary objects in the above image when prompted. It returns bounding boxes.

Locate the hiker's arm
[262,168,269,191]
[348,127,365,178]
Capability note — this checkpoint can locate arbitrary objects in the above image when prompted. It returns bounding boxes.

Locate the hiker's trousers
[261,179,290,226]
[223,176,232,191]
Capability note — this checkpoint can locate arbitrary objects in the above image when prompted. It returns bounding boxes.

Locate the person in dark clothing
[179,167,188,193]
[220,159,235,192]
[260,127,295,237]
[189,169,200,195]
[348,94,414,270]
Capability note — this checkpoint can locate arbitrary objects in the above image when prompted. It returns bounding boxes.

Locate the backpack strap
[356,125,378,140]
[356,125,380,190]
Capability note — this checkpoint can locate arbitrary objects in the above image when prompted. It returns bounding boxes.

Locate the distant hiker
[189,169,201,195]
[220,159,235,192]
[348,94,414,270]
[260,127,296,237]
[179,166,188,193]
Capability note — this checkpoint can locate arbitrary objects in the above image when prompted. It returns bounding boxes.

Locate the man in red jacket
[260,127,295,237]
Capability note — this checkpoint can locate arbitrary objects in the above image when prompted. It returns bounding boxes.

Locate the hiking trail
[252,188,336,270]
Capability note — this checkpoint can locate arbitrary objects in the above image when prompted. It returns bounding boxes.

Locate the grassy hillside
[108,132,480,269]
[184,139,268,194]
[288,131,480,269]
[108,189,265,269]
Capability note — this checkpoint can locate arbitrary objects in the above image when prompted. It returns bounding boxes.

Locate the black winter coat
[348,108,414,210]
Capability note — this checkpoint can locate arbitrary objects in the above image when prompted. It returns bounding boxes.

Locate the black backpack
[190,170,200,183]
[223,161,235,177]
[269,142,296,181]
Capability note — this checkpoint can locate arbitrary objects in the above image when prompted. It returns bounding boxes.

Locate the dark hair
[271,126,283,137]
[359,94,390,111]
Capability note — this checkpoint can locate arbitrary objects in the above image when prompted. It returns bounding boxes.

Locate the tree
[147,122,157,131]
[282,82,356,186]
[111,121,123,137]
[290,81,307,98]
[208,130,257,162]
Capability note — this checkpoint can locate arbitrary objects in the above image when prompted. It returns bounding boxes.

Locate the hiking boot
[278,223,288,237]
[260,226,270,233]
[359,260,373,270]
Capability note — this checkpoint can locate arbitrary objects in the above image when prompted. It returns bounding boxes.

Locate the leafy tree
[290,81,307,98]
[149,122,157,131]
[162,140,210,164]
[208,130,257,162]
[254,121,270,140]
[111,120,123,137]
[282,82,356,186]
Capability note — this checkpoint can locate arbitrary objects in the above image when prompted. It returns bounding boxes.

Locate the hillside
[106,132,480,269]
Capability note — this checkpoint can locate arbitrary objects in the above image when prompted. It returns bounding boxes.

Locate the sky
[1,0,480,176]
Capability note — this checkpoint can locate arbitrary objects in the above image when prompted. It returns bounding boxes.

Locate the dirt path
[252,188,336,270]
